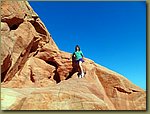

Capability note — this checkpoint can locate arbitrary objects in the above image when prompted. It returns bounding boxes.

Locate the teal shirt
[74,51,83,60]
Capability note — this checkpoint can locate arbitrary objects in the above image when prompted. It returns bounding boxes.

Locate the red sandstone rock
[1,1,146,110]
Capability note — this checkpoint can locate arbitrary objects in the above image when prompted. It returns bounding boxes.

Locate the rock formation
[1,1,146,110]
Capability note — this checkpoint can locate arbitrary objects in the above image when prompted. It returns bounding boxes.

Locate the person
[72,45,85,78]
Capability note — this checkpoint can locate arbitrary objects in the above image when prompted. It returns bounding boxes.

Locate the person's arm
[80,51,85,61]
[68,53,75,60]
[81,51,84,57]
[73,53,76,58]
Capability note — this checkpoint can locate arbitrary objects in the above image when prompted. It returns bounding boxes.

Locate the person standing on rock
[72,45,85,78]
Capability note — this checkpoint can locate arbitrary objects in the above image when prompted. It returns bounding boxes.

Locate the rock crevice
[46,61,61,83]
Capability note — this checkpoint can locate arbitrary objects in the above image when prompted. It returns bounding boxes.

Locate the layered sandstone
[1,1,146,110]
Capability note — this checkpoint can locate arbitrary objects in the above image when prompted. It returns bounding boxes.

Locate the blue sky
[29,1,146,90]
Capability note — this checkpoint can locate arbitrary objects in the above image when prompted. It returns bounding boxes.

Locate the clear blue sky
[29,1,146,90]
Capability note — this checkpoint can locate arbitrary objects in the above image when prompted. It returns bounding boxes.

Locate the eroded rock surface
[1,1,146,110]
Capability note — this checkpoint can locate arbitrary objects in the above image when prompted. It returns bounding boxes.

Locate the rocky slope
[1,1,146,110]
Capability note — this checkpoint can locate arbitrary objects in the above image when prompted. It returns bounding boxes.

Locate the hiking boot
[81,72,84,78]
[78,74,82,78]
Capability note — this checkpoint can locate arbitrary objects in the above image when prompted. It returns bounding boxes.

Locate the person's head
[75,45,80,51]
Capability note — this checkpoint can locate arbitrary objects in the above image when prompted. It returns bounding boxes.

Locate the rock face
[1,1,146,110]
